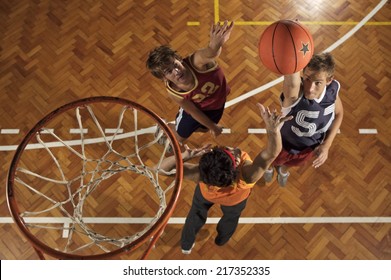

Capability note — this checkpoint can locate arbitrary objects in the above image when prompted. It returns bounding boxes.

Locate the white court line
[40,128,54,134]
[0,127,376,150]
[62,222,70,238]
[69,128,88,134]
[105,128,124,134]
[1,129,20,134]
[0,127,156,151]
[224,0,388,108]
[3,216,390,238]
[359,129,378,134]
[225,77,283,108]
[248,128,267,134]
[0,1,387,152]
[1,217,390,224]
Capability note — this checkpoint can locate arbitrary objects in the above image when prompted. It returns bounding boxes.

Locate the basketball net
[7,97,183,259]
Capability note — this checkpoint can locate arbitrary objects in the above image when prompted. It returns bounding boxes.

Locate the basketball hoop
[6,96,183,259]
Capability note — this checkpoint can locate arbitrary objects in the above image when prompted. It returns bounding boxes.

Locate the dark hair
[198,148,238,187]
[146,45,183,79]
[304,52,335,78]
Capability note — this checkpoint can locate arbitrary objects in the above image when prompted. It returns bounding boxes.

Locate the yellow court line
[187,22,200,26]
[296,21,391,26]
[196,0,391,26]
[360,22,391,25]
[208,0,390,26]
[214,0,219,23]
[188,21,391,26]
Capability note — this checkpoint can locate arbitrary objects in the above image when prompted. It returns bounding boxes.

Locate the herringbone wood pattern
[0,0,390,260]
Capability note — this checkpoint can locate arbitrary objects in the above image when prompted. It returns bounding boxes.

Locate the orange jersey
[165,55,230,110]
[199,151,256,206]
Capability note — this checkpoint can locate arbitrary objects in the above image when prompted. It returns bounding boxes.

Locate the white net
[8,98,181,258]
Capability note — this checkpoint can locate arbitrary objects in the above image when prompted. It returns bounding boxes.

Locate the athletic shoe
[154,124,173,153]
[181,243,195,255]
[276,166,290,187]
[154,125,167,145]
[263,168,274,183]
[215,235,230,246]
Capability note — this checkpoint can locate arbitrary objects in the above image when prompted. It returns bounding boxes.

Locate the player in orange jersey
[156,103,292,254]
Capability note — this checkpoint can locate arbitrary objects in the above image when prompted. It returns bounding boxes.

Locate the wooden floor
[0,0,390,260]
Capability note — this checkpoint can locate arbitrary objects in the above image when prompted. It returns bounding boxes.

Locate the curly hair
[146,45,183,79]
[198,148,238,187]
[304,52,335,78]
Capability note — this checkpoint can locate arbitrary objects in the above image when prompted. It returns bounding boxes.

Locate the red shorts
[273,147,314,167]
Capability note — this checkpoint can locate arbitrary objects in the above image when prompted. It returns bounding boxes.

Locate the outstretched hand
[182,144,212,161]
[210,124,224,138]
[210,20,234,48]
[257,103,293,132]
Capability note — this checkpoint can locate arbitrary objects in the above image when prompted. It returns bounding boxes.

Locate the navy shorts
[175,107,225,139]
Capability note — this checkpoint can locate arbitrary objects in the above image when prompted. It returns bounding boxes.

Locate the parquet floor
[0,0,390,260]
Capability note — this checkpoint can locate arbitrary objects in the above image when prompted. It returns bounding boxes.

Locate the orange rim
[6,96,183,259]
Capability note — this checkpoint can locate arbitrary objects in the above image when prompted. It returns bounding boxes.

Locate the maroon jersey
[165,55,230,110]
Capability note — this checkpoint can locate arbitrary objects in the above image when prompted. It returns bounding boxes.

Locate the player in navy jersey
[264,53,344,186]
[146,20,234,147]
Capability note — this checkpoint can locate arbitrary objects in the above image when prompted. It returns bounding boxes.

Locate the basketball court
[0,0,390,259]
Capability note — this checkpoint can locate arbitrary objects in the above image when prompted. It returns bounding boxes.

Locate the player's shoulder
[189,52,218,72]
[325,79,341,99]
[328,79,341,92]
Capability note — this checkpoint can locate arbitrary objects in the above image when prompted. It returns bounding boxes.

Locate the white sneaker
[154,125,173,153]
[276,166,290,187]
[181,243,195,255]
[154,125,167,145]
[263,168,274,183]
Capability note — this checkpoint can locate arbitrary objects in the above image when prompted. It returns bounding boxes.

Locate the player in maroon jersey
[146,20,234,147]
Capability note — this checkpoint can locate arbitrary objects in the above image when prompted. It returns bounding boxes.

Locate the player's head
[146,45,183,80]
[198,147,240,187]
[302,52,335,99]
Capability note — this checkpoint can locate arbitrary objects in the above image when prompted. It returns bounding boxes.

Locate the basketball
[258,19,314,75]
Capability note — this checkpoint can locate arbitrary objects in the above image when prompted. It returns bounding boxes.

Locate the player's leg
[275,147,315,186]
[167,122,186,144]
[263,167,275,183]
[215,198,247,246]
[194,106,225,133]
[157,107,225,152]
[276,165,290,187]
[154,110,187,152]
[176,107,225,137]
[264,149,289,183]
[181,185,213,253]
[174,108,197,145]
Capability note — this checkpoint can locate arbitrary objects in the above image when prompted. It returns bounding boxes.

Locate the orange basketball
[258,20,314,75]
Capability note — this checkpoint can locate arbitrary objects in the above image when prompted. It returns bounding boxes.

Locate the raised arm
[154,145,211,182]
[241,104,292,183]
[192,20,234,70]
[281,72,301,107]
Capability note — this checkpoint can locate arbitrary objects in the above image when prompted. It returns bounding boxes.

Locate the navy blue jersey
[280,79,340,152]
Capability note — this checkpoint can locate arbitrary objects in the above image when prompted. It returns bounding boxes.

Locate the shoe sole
[181,243,195,254]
